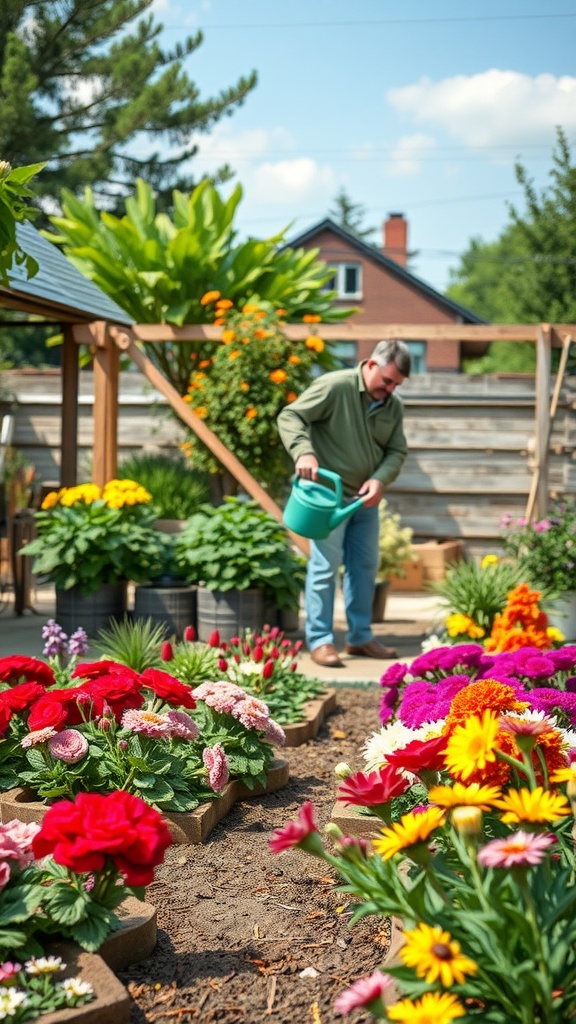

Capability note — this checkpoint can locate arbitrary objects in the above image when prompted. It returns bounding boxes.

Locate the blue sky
[151,0,576,294]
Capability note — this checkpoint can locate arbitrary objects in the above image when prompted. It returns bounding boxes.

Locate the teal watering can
[282,468,365,540]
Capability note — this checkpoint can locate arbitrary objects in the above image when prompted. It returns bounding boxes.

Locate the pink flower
[269,802,324,855]
[21,727,58,748]
[334,970,394,1015]
[192,681,247,714]
[478,830,556,869]
[1,820,41,866]
[202,743,229,792]
[233,696,271,732]
[534,519,551,532]
[337,765,409,810]
[164,710,199,740]
[48,729,89,764]
[121,709,173,737]
[0,962,22,982]
[0,862,11,892]
[264,720,286,748]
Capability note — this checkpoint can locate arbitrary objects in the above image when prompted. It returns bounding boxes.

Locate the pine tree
[329,188,377,242]
[0,1,257,210]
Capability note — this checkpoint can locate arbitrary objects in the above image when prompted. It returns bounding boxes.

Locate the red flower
[0,681,46,713]
[141,668,196,709]
[82,674,144,721]
[72,660,141,683]
[184,625,196,642]
[0,655,55,688]
[337,765,409,809]
[253,646,264,663]
[262,660,274,680]
[161,642,174,662]
[269,801,323,854]
[32,790,172,886]
[208,631,220,648]
[385,735,448,775]
[27,688,96,731]
[218,658,228,672]
[0,703,12,737]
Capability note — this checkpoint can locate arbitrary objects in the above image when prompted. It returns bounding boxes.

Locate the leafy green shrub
[118,451,210,520]
[175,498,306,611]
[430,555,527,633]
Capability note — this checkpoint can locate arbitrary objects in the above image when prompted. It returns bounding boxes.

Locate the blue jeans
[305,502,380,651]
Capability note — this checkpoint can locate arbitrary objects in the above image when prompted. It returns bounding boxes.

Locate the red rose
[141,668,196,709]
[72,660,140,683]
[0,703,12,737]
[0,656,55,688]
[27,688,93,731]
[82,674,144,721]
[32,790,172,886]
[0,682,47,713]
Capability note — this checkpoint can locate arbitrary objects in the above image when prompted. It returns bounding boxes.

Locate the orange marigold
[228,350,242,360]
[288,354,301,365]
[305,336,325,353]
[245,407,258,419]
[446,680,528,733]
[194,406,208,419]
[200,290,220,305]
[275,308,287,316]
[221,329,236,344]
[286,392,297,402]
[485,583,550,653]
[199,359,211,369]
[215,298,233,310]
[303,313,321,323]
[213,317,225,326]
[269,369,288,384]
[254,328,269,338]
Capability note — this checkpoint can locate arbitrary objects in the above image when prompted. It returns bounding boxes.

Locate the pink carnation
[192,680,248,714]
[21,727,58,748]
[164,710,199,740]
[48,728,89,764]
[1,820,41,866]
[0,862,11,892]
[203,743,229,792]
[264,720,286,748]
[334,971,394,1015]
[121,708,173,737]
[233,695,271,731]
[478,831,556,868]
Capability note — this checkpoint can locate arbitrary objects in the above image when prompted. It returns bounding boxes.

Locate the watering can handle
[294,467,343,503]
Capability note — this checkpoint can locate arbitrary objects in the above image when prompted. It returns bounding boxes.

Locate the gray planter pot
[55,583,128,638]
[371,579,390,622]
[133,584,197,640]
[196,587,265,642]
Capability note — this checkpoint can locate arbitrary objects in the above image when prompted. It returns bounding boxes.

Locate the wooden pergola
[63,320,575,555]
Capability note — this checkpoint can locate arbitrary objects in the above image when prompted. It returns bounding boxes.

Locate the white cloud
[251,158,337,204]
[387,133,437,177]
[387,70,576,148]
[191,124,294,170]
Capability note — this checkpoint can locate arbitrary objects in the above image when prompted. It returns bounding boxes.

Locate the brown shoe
[310,643,345,668]
[345,639,397,659]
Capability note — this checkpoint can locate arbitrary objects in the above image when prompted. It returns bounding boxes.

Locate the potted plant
[23,480,165,635]
[372,501,417,621]
[133,533,198,639]
[118,451,211,532]
[501,500,576,640]
[174,498,306,641]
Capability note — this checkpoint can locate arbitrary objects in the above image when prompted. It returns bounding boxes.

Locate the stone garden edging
[38,940,130,1024]
[282,688,337,747]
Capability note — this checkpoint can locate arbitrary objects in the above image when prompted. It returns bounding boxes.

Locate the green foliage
[430,556,527,633]
[45,178,350,393]
[117,451,211,519]
[0,1,257,208]
[329,187,377,242]
[175,498,306,610]
[377,500,416,581]
[93,616,165,671]
[169,642,221,685]
[0,159,45,285]
[501,501,576,598]
[185,300,331,499]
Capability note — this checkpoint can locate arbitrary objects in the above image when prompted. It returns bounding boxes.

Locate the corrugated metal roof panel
[2,222,132,324]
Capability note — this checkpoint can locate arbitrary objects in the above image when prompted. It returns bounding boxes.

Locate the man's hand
[295,454,319,480]
[358,478,384,507]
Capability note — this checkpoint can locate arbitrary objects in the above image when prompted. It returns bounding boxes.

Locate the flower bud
[452,806,483,837]
[118,739,128,750]
[262,659,274,679]
[218,658,228,672]
[243,642,251,655]
[161,641,174,662]
[184,625,196,642]
[230,636,240,647]
[233,653,241,664]
[253,645,264,663]
[334,762,353,779]
[293,640,303,652]
[208,630,220,647]
[290,661,297,672]
[269,626,280,640]
[324,822,344,840]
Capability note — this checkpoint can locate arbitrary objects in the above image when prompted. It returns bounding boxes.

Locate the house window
[405,341,426,374]
[323,262,362,299]
[332,341,357,368]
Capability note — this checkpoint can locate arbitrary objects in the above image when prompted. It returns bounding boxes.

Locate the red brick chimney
[383,213,408,266]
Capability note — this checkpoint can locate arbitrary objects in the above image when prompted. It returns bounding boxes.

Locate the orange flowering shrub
[485,583,551,652]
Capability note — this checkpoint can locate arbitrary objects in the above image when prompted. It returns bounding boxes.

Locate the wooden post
[92,322,119,487]
[534,323,552,520]
[110,327,310,556]
[60,324,79,486]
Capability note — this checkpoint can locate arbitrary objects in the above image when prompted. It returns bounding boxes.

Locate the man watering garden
[278,338,411,667]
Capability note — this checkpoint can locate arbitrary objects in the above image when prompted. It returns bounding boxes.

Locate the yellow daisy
[481,554,499,568]
[494,786,571,824]
[387,991,465,1023]
[373,806,445,861]
[428,781,501,810]
[400,922,477,987]
[445,710,500,781]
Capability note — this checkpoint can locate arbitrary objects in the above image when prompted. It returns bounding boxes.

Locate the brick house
[287,213,487,372]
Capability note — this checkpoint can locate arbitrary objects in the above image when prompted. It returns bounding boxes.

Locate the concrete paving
[0,582,444,684]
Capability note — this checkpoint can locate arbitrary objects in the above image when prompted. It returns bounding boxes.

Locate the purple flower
[549,646,576,672]
[379,662,409,689]
[408,644,486,679]
[398,675,470,728]
[379,685,400,724]
[488,648,556,682]
[527,688,576,727]
[41,619,68,658]
[68,628,89,657]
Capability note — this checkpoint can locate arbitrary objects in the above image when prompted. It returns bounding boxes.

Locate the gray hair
[370,339,411,377]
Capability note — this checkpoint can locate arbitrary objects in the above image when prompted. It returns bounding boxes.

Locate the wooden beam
[526,329,574,521]
[60,325,79,486]
[533,324,552,520]
[109,327,310,556]
[92,323,119,487]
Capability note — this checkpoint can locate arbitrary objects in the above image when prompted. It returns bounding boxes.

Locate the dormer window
[324,262,362,299]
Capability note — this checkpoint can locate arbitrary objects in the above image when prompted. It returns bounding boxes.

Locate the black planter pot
[133,584,197,640]
[371,579,390,622]
[55,583,128,637]
[196,587,265,643]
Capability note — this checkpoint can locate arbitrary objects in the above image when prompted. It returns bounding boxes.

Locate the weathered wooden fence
[2,368,575,554]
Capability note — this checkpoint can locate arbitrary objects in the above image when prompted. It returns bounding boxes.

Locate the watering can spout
[282,468,365,540]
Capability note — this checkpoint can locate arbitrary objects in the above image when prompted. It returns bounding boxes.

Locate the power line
[162,12,576,30]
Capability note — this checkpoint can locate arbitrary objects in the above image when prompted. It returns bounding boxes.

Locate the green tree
[0,1,257,210]
[447,128,576,373]
[0,159,44,285]
[329,188,377,242]
[46,178,349,393]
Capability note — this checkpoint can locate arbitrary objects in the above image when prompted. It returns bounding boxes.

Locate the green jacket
[277,364,408,497]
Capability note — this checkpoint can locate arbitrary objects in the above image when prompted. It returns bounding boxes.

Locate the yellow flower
[194,406,208,419]
[215,298,233,309]
[428,782,501,810]
[269,369,288,384]
[451,806,483,837]
[445,613,484,639]
[58,484,102,506]
[400,922,477,987]
[228,350,241,360]
[481,554,499,568]
[240,382,250,391]
[242,303,258,314]
[444,711,501,782]
[387,991,465,1023]
[288,354,301,365]
[41,489,63,510]
[547,626,565,643]
[373,806,445,860]
[200,290,220,305]
[305,336,325,353]
[221,329,236,344]
[494,787,571,824]
[245,407,258,419]
[182,394,192,403]
[303,313,321,323]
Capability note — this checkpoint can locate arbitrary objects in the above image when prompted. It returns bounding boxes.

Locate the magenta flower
[0,962,22,982]
[379,662,409,689]
[203,743,229,792]
[269,802,324,856]
[334,970,394,1015]
[409,644,487,679]
[48,728,89,764]
[528,688,576,726]
[398,674,470,728]
[549,646,576,672]
[478,831,556,869]
[534,519,552,532]
[379,684,399,724]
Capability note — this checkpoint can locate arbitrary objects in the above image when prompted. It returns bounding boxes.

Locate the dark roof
[286,217,487,325]
[0,222,132,324]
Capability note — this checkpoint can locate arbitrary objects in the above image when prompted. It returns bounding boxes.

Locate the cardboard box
[388,557,425,592]
[415,540,464,583]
